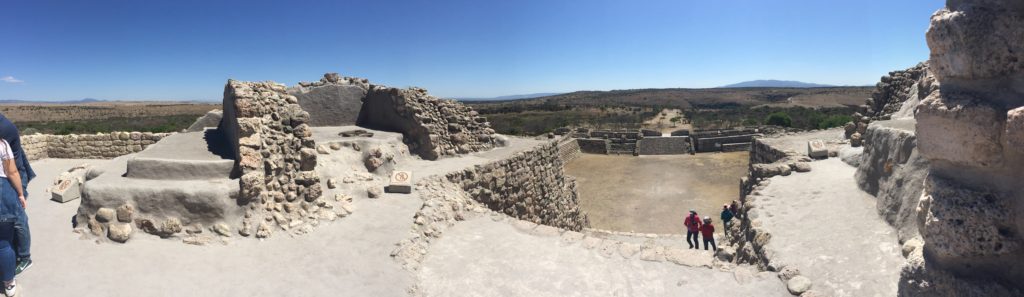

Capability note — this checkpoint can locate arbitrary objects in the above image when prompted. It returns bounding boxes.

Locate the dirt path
[642,109,689,135]
[565,153,748,234]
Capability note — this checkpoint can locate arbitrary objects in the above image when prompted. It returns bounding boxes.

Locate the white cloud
[1,76,24,83]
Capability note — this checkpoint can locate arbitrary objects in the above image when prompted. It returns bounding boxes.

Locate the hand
[18,196,25,209]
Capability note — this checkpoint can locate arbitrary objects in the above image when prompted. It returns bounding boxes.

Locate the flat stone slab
[420,217,790,297]
[754,159,904,297]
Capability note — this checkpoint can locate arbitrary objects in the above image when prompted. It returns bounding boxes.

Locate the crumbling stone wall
[577,138,608,154]
[21,132,170,160]
[357,85,495,160]
[899,1,1024,295]
[220,80,326,238]
[441,141,589,231]
[846,64,938,146]
[288,73,369,127]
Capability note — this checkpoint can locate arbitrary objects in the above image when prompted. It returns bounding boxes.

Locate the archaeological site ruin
[7,1,1022,296]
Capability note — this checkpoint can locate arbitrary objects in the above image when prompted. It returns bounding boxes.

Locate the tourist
[720,204,734,227]
[0,115,32,275]
[0,138,24,296]
[683,209,702,249]
[701,216,717,251]
[729,200,740,218]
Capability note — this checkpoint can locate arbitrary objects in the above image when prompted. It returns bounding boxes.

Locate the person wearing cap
[683,209,702,249]
[701,216,717,251]
[720,204,734,227]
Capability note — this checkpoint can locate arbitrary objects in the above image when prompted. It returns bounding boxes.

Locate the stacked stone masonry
[357,82,496,160]
[636,136,690,155]
[220,80,326,238]
[22,132,170,161]
[440,141,589,231]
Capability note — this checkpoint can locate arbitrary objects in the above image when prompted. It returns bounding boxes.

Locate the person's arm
[3,158,24,208]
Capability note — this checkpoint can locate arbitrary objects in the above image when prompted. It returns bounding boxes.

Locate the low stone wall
[750,138,791,164]
[636,136,690,155]
[442,141,589,231]
[577,138,608,154]
[556,137,581,163]
[22,132,170,160]
[221,80,325,238]
[695,134,756,152]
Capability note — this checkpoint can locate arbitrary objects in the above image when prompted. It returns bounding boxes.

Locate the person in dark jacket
[701,216,717,251]
[0,114,33,275]
[0,138,24,295]
[720,204,734,227]
[683,209,702,249]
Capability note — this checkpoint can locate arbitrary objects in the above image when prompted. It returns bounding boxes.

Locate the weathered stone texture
[357,85,495,160]
[221,80,325,238]
[442,141,589,231]
[288,73,369,127]
[556,137,581,163]
[901,0,1024,294]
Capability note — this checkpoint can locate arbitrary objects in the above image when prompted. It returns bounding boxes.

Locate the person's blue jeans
[0,220,14,282]
[0,176,27,262]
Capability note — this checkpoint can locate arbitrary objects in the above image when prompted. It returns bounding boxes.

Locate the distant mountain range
[0,98,105,104]
[455,93,563,101]
[719,80,835,88]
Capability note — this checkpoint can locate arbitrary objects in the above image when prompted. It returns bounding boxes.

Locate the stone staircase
[80,129,243,230]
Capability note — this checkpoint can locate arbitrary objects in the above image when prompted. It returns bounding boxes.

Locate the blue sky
[1,0,943,101]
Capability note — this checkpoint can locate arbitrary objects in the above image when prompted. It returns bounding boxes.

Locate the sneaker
[14,259,31,275]
[5,280,15,297]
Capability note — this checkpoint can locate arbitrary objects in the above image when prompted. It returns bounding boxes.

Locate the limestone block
[96,208,115,223]
[50,176,81,203]
[116,204,133,223]
[107,223,132,243]
[386,171,413,194]
[787,276,813,295]
[1006,107,1024,153]
[807,140,828,159]
[916,95,1004,167]
[920,175,1018,260]
[926,0,1024,81]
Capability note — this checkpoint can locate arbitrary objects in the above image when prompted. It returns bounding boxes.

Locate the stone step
[125,130,236,180]
[81,172,242,227]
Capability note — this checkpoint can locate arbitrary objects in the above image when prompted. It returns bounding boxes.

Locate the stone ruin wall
[220,80,326,238]
[556,137,582,163]
[441,141,589,231]
[845,63,938,146]
[636,136,690,155]
[357,83,496,160]
[899,0,1024,295]
[21,132,171,161]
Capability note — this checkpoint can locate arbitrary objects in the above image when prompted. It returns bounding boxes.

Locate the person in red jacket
[701,216,717,251]
[683,209,702,249]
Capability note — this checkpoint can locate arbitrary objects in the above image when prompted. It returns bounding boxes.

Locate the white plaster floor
[753,158,904,297]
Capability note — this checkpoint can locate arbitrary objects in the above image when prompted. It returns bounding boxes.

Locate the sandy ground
[564,153,748,234]
[754,159,903,297]
[16,137,545,297]
[642,109,689,135]
[419,216,790,297]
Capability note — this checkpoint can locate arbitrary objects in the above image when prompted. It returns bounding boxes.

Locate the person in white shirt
[0,139,24,296]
